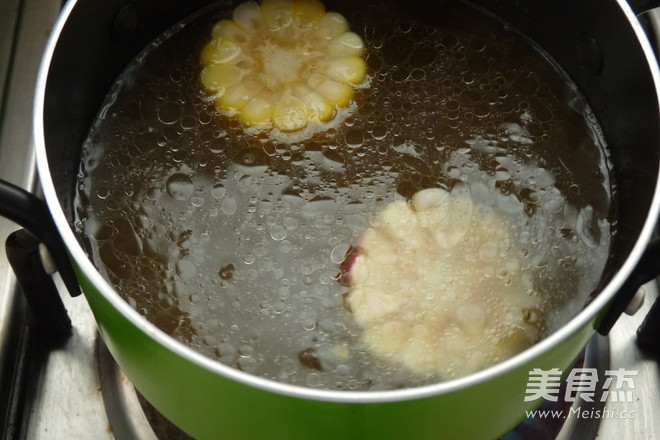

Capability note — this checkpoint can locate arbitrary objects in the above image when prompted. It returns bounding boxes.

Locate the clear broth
[75,0,614,390]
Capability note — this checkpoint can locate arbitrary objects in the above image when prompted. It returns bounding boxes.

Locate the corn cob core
[199,0,367,132]
[344,188,543,379]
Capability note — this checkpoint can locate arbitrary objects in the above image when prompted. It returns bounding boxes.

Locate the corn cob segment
[199,0,367,132]
[343,188,544,379]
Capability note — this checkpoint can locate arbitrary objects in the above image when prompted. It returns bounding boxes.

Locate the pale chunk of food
[199,0,367,132]
[344,188,542,379]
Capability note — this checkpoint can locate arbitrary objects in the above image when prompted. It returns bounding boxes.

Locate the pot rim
[33,0,660,404]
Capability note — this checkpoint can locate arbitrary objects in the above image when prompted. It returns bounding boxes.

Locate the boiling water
[75,0,614,390]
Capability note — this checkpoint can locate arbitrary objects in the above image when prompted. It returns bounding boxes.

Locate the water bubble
[495,169,511,181]
[279,240,293,254]
[198,112,212,125]
[180,115,197,130]
[222,197,238,215]
[137,215,150,229]
[216,343,238,362]
[283,217,298,231]
[257,200,274,214]
[158,102,182,125]
[306,372,322,387]
[209,137,228,154]
[344,130,364,148]
[270,225,287,241]
[331,243,351,264]
[318,318,336,333]
[273,301,286,314]
[301,196,337,217]
[253,242,268,257]
[281,188,305,207]
[166,173,194,200]
[234,147,269,175]
[543,188,565,213]
[176,260,196,280]
[445,99,460,112]
[478,242,499,261]
[191,196,205,207]
[238,356,258,373]
[146,187,162,200]
[335,364,351,376]
[95,187,110,200]
[409,43,436,68]
[372,125,388,140]
[281,358,297,375]
[473,102,491,118]
[410,68,426,81]
[496,192,523,213]
[322,150,345,172]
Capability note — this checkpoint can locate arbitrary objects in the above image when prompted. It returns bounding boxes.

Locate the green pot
[80,252,598,439]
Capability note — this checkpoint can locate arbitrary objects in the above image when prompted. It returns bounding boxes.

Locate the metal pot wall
[2,0,660,438]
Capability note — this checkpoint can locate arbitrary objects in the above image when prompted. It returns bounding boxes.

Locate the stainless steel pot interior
[35,0,660,396]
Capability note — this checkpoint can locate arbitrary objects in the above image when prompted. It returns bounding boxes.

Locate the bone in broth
[75,0,615,389]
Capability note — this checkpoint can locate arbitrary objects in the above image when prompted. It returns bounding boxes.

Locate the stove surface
[0,1,659,439]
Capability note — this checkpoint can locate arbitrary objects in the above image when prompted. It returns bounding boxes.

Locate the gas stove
[0,1,659,439]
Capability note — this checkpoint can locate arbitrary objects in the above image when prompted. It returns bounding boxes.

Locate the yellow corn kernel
[304,92,335,121]
[211,19,249,44]
[273,94,309,131]
[200,63,244,94]
[232,2,264,34]
[240,96,274,127]
[320,56,367,84]
[199,37,242,65]
[307,72,353,107]
[261,0,295,31]
[292,84,335,121]
[314,12,349,40]
[327,31,365,57]
[216,77,264,112]
[293,0,325,27]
